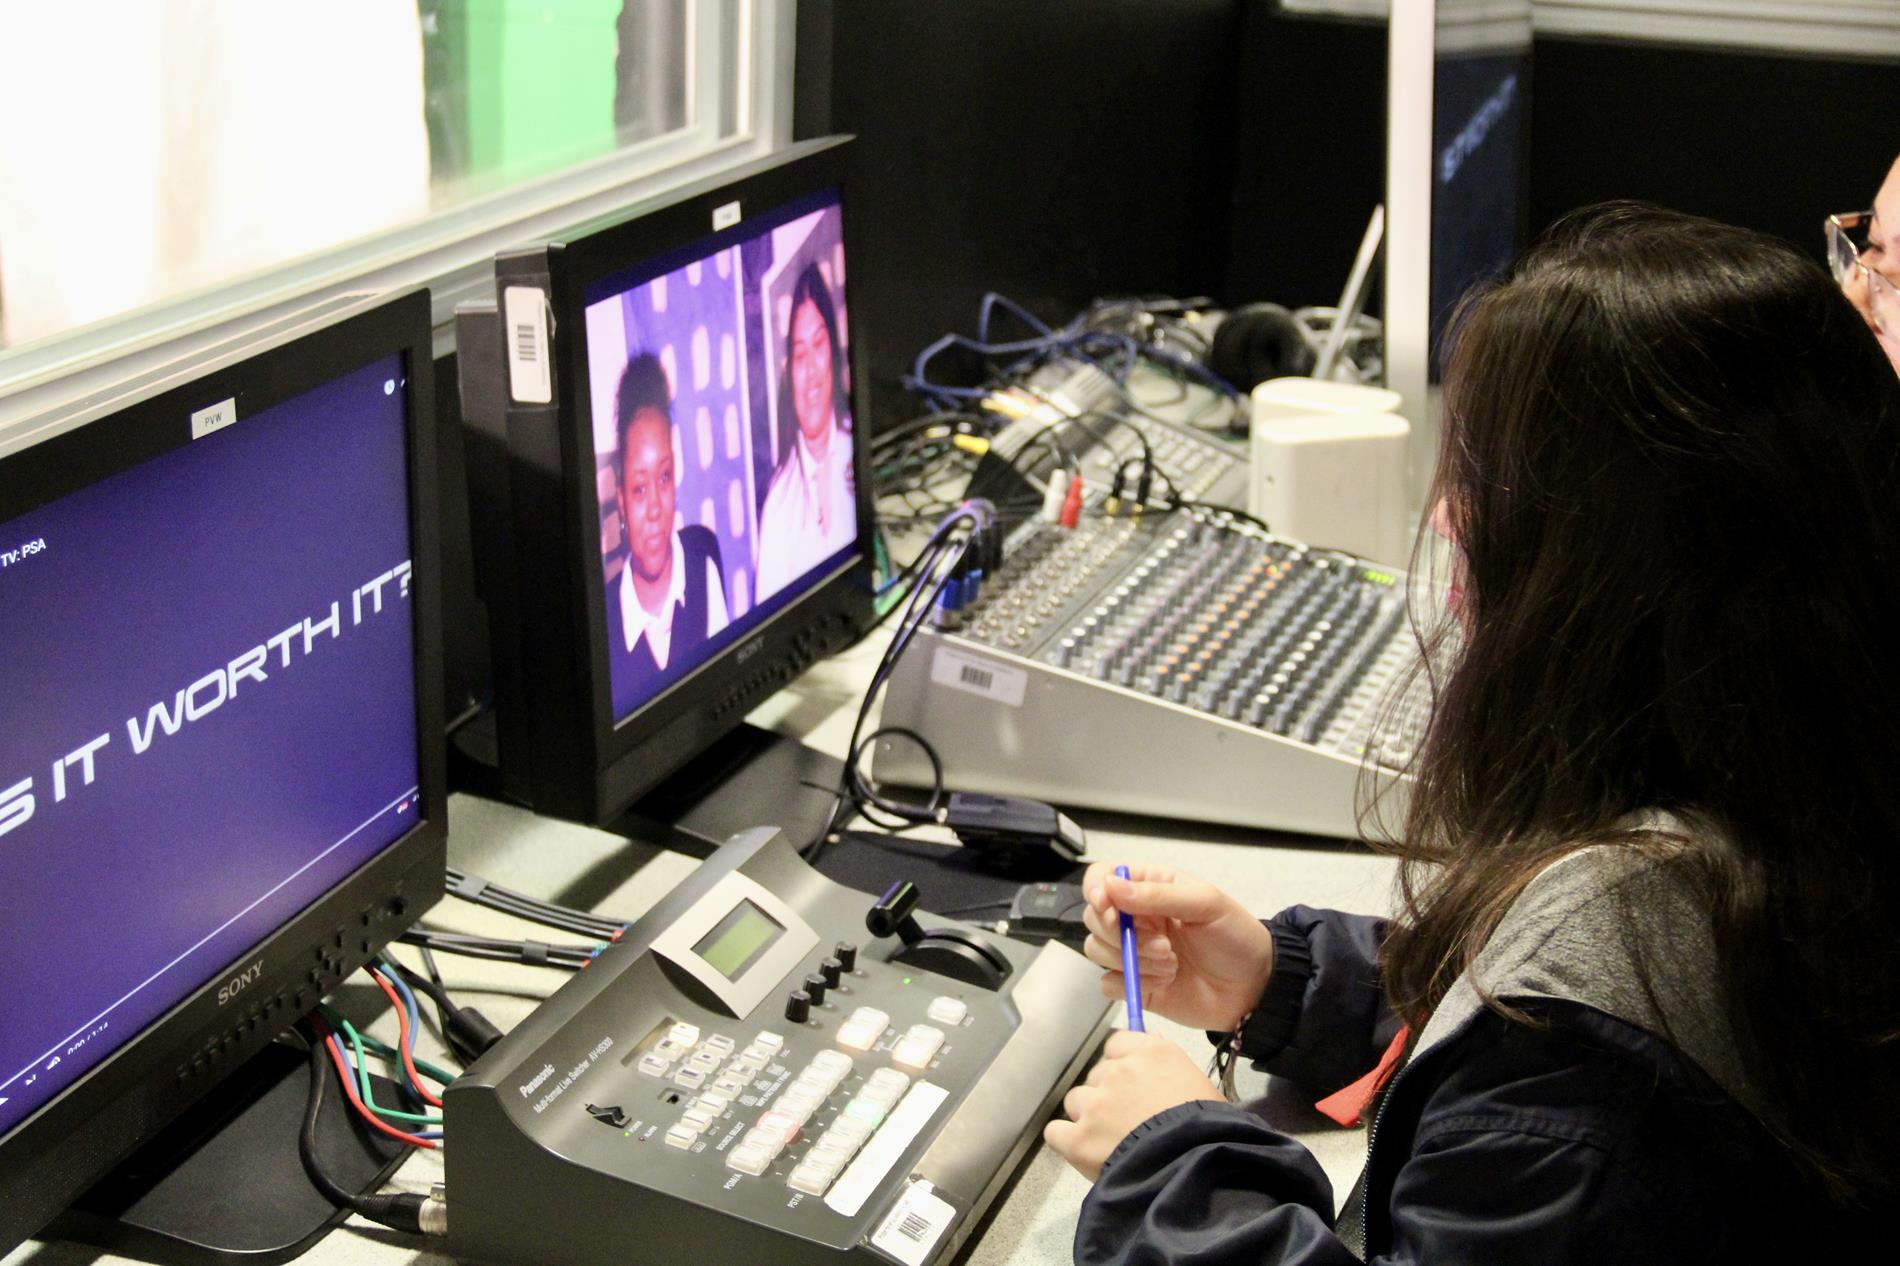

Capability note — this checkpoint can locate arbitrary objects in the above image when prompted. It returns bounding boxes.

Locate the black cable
[934,901,1014,917]
[399,928,595,970]
[1103,366,1243,433]
[443,868,626,939]
[870,411,989,510]
[419,944,445,989]
[295,1022,440,1236]
[404,929,598,963]
[870,533,959,625]
[445,699,486,735]
[444,867,625,936]
[380,955,505,1065]
[872,500,987,627]
[1001,433,1081,486]
[460,897,603,940]
[870,410,989,461]
[972,403,1153,525]
[844,725,944,825]
[845,571,961,820]
[1003,388,1156,482]
[1173,497,1273,535]
[806,505,986,858]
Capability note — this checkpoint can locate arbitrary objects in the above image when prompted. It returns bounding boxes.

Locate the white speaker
[1249,377,1410,565]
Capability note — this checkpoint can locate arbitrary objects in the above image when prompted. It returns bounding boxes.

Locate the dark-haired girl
[1045,203,1899,1263]
[755,262,854,601]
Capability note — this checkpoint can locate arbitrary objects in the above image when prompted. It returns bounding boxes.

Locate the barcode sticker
[869,1180,956,1266]
[930,647,1026,708]
[503,285,553,404]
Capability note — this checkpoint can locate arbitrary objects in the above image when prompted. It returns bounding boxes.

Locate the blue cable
[906,329,1079,404]
[327,1029,359,1082]
[977,291,1055,344]
[906,289,1245,410]
[373,956,432,1099]
[375,955,424,1031]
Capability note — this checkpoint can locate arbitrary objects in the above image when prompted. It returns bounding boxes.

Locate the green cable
[358,1024,458,1090]
[316,1001,456,1086]
[314,1004,447,1126]
[341,1019,446,1126]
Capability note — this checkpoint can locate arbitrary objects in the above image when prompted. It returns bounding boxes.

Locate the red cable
[1060,475,1085,528]
[315,1019,439,1149]
[365,967,445,1108]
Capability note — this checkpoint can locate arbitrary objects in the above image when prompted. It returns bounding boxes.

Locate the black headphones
[1207,303,1316,393]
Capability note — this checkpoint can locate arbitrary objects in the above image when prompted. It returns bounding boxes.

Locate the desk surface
[7,628,1398,1266]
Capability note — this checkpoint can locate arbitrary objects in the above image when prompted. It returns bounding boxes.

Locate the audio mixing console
[876,511,1431,839]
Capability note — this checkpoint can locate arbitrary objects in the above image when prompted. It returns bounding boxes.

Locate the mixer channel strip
[877,511,1430,839]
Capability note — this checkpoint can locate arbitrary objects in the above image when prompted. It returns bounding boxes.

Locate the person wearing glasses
[1827,154,1900,370]
[1048,205,1893,1264]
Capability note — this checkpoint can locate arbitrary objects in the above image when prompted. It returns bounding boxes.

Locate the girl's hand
[1080,862,1276,1032]
[1043,1030,1224,1181]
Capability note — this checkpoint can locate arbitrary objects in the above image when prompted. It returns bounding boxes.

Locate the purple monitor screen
[583,190,858,725]
[0,356,420,1140]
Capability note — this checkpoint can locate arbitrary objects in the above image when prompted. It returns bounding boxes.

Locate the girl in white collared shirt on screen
[755,263,854,602]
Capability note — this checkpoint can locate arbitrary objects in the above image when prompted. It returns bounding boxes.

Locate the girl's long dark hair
[1379,202,1900,1203]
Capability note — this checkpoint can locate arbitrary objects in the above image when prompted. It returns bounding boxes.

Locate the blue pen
[1115,865,1146,1032]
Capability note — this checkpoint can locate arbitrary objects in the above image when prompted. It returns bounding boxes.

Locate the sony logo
[217,960,264,1006]
[735,636,764,665]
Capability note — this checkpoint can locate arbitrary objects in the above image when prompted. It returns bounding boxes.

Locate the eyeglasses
[1825,210,1900,336]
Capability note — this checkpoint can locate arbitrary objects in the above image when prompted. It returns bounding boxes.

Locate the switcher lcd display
[693,900,785,981]
[0,356,421,1141]
[583,189,858,724]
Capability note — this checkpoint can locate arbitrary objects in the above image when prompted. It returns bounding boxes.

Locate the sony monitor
[457,136,873,834]
[0,290,448,1259]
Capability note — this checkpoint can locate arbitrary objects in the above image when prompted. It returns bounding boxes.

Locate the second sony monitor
[462,137,873,825]
[584,185,857,722]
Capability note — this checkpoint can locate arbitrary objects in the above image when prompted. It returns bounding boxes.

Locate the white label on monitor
[930,647,1026,708]
[711,199,742,231]
[190,398,238,440]
[504,285,553,405]
[870,1180,956,1266]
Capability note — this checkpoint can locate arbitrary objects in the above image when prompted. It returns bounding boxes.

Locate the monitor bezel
[0,289,448,1254]
[491,138,875,823]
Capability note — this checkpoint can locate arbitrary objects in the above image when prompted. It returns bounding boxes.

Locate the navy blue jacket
[1074,906,1868,1264]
